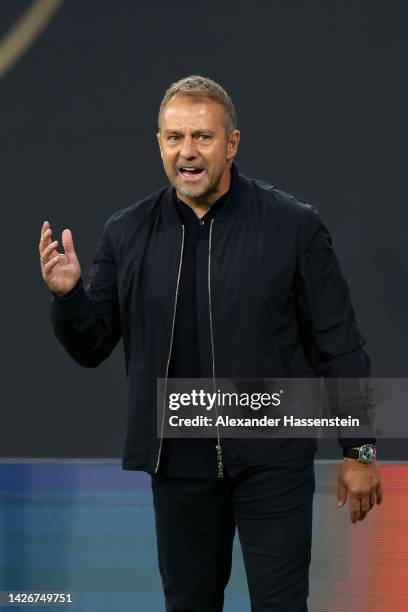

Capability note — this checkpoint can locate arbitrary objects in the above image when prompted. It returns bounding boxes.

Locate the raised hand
[39,220,81,297]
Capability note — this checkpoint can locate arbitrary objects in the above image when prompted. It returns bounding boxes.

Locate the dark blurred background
[1,0,407,459]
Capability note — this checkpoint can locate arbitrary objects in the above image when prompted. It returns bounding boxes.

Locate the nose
[179,135,198,159]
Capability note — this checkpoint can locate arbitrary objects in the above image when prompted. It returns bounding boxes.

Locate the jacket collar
[161,161,252,228]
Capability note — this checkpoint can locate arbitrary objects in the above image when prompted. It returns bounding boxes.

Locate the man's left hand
[337,458,382,523]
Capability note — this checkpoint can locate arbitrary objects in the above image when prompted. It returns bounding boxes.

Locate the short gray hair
[158,74,237,135]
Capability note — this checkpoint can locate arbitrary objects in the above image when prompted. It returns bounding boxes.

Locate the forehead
[161,94,225,129]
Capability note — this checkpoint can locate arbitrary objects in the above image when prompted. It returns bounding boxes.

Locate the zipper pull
[216,444,223,478]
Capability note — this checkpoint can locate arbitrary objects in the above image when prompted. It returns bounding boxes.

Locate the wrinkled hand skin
[337,458,383,523]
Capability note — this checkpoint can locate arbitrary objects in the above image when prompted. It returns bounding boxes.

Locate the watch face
[360,444,376,463]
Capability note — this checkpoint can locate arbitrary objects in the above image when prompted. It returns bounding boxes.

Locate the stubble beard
[172,167,224,202]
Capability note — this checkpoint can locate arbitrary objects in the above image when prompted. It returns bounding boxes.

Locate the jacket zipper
[209,219,224,478]
[154,224,185,474]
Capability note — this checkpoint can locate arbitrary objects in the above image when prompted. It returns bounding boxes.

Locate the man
[39,75,382,611]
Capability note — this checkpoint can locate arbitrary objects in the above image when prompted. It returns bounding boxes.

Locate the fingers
[39,220,51,254]
[360,494,369,513]
[40,221,75,266]
[376,481,383,505]
[349,494,361,524]
[369,489,376,510]
[39,221,62,275]
[61,228,76,259]
[39,221,57,261]
[349,490,380,523]
[43,253,61,273]
[41,238,59,264]
[337,480,347,507]
[358,495,370,522]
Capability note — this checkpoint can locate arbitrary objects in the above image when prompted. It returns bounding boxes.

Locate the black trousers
[151,454,315,612]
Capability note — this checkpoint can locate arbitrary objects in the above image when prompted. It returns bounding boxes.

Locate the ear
[156,132,163,159]
[226,130,240,161]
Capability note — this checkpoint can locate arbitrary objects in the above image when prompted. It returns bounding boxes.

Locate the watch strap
[343,447,360,460]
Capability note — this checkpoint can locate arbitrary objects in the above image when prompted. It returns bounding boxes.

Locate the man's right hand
[39,220,81,297]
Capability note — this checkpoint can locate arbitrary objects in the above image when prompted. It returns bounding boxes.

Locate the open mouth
[178,167,205,180]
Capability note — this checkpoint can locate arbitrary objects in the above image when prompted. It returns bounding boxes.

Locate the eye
[167,134,180,142]
[198,134,212,141]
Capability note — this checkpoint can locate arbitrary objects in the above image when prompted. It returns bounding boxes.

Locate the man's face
[157,94,240,202]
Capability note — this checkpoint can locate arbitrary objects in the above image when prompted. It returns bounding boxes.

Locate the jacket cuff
[49,278,90,321]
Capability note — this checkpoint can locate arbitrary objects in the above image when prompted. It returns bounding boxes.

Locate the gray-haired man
[40,75,382,611]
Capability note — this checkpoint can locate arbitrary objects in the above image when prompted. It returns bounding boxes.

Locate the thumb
[337,480,347,507]
[61,228,77,261]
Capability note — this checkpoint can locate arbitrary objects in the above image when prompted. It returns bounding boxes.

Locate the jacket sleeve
[294,205,376,450]
[49,219,122,368]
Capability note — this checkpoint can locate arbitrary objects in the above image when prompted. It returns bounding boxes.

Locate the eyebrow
[163,129,214,135]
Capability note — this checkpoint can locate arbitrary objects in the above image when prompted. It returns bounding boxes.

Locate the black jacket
[50,163,374,474]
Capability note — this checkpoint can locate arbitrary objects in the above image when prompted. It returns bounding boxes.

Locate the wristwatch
[343,444,376,464]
